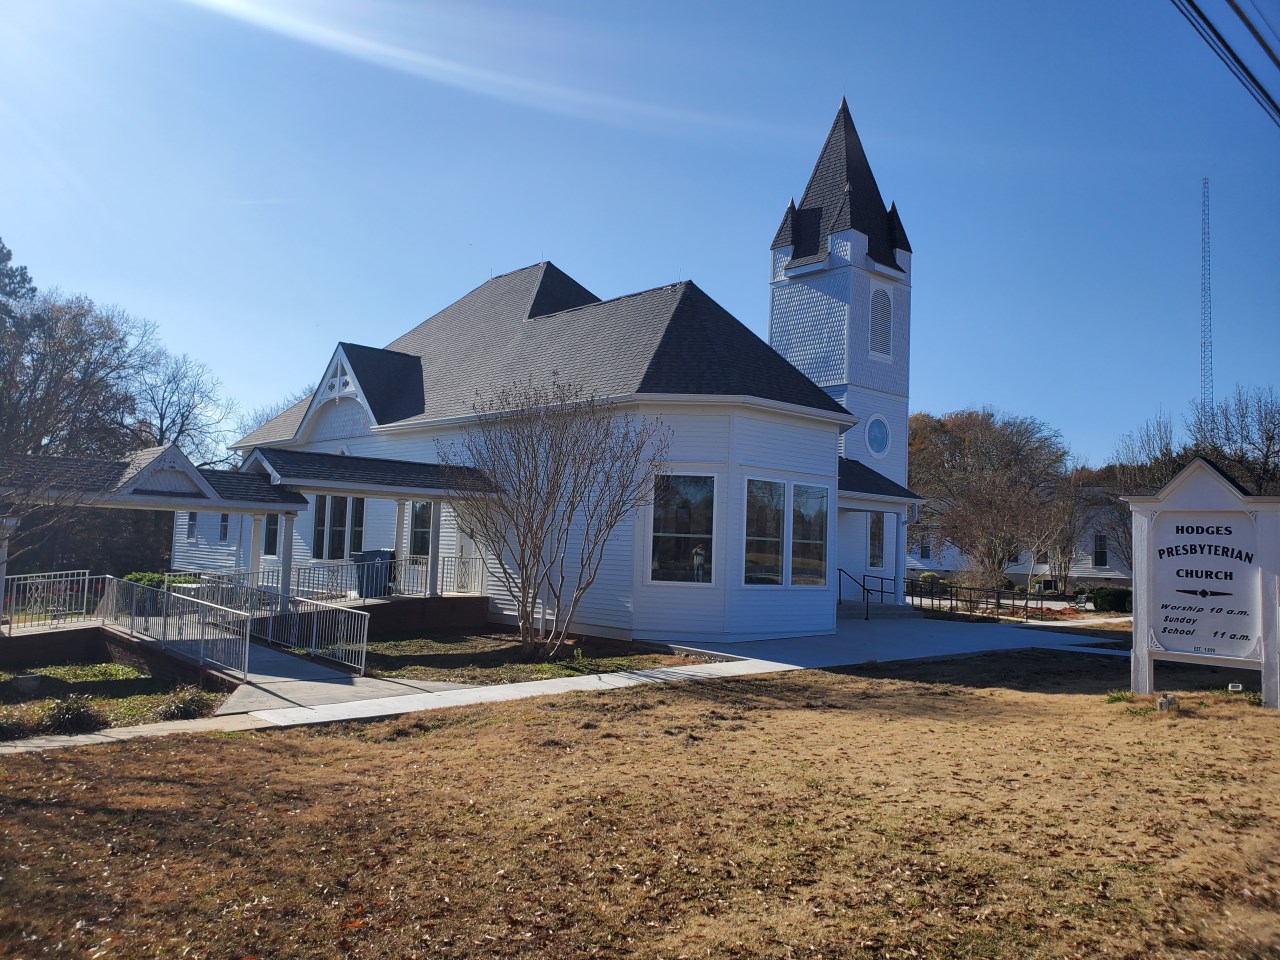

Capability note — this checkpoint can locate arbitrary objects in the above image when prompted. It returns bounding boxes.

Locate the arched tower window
[870,289,892,358]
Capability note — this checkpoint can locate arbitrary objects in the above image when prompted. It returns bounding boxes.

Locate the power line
[1227,0,1280,70]
[1171,0,1280,129]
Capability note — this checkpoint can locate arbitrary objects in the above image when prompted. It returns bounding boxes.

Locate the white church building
[171,101,922,643]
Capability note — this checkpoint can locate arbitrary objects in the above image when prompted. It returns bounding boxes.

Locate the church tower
[769,98,912,486]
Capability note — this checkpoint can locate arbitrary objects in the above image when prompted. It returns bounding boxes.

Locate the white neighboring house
[172,102,923,642]
[906,522,1133,589]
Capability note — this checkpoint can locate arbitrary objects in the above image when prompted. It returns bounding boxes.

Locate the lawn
[364,630,697,685]
[0,662,227,740]
[0,650,1277,959]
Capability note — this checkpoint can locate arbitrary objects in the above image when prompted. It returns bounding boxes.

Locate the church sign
[1128,458,1279,708]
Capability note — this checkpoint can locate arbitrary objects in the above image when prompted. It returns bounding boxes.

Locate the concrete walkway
[1,616,1128,754]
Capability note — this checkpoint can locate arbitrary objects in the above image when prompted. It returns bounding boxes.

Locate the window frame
[185,512,197,541]
[409,501,433,557]
[1093,534,1108,568]
[742,477,786,587]
[218,513,229,544]
[263,513,280,558]
[790,483,829,587]
[868,512,885,570]
[648,473,717,587]
[865,415,891,460]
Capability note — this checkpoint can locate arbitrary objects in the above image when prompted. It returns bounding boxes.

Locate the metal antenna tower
[1200,176,1214,412]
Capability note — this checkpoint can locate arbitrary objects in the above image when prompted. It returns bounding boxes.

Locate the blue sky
[2,0,1276,466]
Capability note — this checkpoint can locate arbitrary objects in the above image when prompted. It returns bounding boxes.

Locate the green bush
[153,686,214,722]
[39,694,108,735]
[1091,586,1133,613]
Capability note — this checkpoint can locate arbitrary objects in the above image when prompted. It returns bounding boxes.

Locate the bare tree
[910,409,1070,588]
[232,384,316,446]
[133,351,237,468]
[0,289,152,459]
[437,379,671,658]
[1188,384,1280,495]
[1094,413,1191,572]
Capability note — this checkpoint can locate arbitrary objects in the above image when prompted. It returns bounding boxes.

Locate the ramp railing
[100,579,251,680]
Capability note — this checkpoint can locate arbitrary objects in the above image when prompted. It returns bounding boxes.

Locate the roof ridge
[521,279,690,322]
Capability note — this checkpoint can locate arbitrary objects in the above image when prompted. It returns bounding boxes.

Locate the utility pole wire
[1170,0,1280,129]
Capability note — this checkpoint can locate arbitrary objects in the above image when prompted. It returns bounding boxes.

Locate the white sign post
[1128,458,1280,709]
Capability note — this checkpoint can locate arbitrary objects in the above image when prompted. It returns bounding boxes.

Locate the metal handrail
[837,568,871,621]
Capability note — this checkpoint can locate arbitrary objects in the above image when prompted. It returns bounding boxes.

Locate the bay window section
[791,485,828,585]
[652,475,714,583]
[744,479,784,584]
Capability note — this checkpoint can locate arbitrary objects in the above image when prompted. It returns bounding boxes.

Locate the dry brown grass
[0,650,1277,960]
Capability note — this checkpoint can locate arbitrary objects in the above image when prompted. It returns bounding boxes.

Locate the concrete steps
[838,602,924,621]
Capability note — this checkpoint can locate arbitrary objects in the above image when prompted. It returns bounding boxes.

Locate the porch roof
[246,447,489,499]
[0,446,309,515]
[837,458,922,505]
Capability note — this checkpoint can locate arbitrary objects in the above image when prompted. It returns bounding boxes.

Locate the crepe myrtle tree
[437,379,671,659]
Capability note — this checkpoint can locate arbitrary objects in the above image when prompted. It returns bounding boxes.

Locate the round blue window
[867,417,890,456]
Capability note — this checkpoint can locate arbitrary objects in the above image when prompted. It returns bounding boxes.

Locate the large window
[652,475,714,583]
[868,512,885,569]
[744,480,784,584]
[410,501,433,557]
[792,485,828,585]
[263,514,279,557]
[1093,534,1108,568]
[311,495,365,560]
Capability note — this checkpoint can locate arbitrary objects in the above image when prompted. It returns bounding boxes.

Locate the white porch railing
[192,555,487,603]
[2,570,112,635]
[100,578,251,681]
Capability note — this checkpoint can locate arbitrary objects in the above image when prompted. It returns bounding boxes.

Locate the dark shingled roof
[0,447,177,496]
[236,395,312,448]
[773,98,907,271]
[253,448,489,493]
[198,470,308,507]
[338,343,425,424]
[838,458,922,501]
[240,261,848,445]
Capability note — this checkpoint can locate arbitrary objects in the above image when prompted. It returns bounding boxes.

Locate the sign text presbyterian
[1152,514,1260,660]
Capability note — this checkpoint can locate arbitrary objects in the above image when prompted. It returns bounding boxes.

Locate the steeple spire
[771,98,904,270]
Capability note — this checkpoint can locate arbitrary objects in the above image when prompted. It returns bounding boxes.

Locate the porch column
[0,517,17,635]
[894,509,908,606]
[393,499,407,559]
[248,514,264,585]
[279,513,297,604]
[427,501,443,597]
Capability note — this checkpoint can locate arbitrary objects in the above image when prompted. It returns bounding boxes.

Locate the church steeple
[772,98,905,271]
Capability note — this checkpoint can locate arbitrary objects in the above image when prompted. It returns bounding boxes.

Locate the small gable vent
[870,289,892,357]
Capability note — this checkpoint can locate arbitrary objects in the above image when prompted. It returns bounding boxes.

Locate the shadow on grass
[827,649,1262,697]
